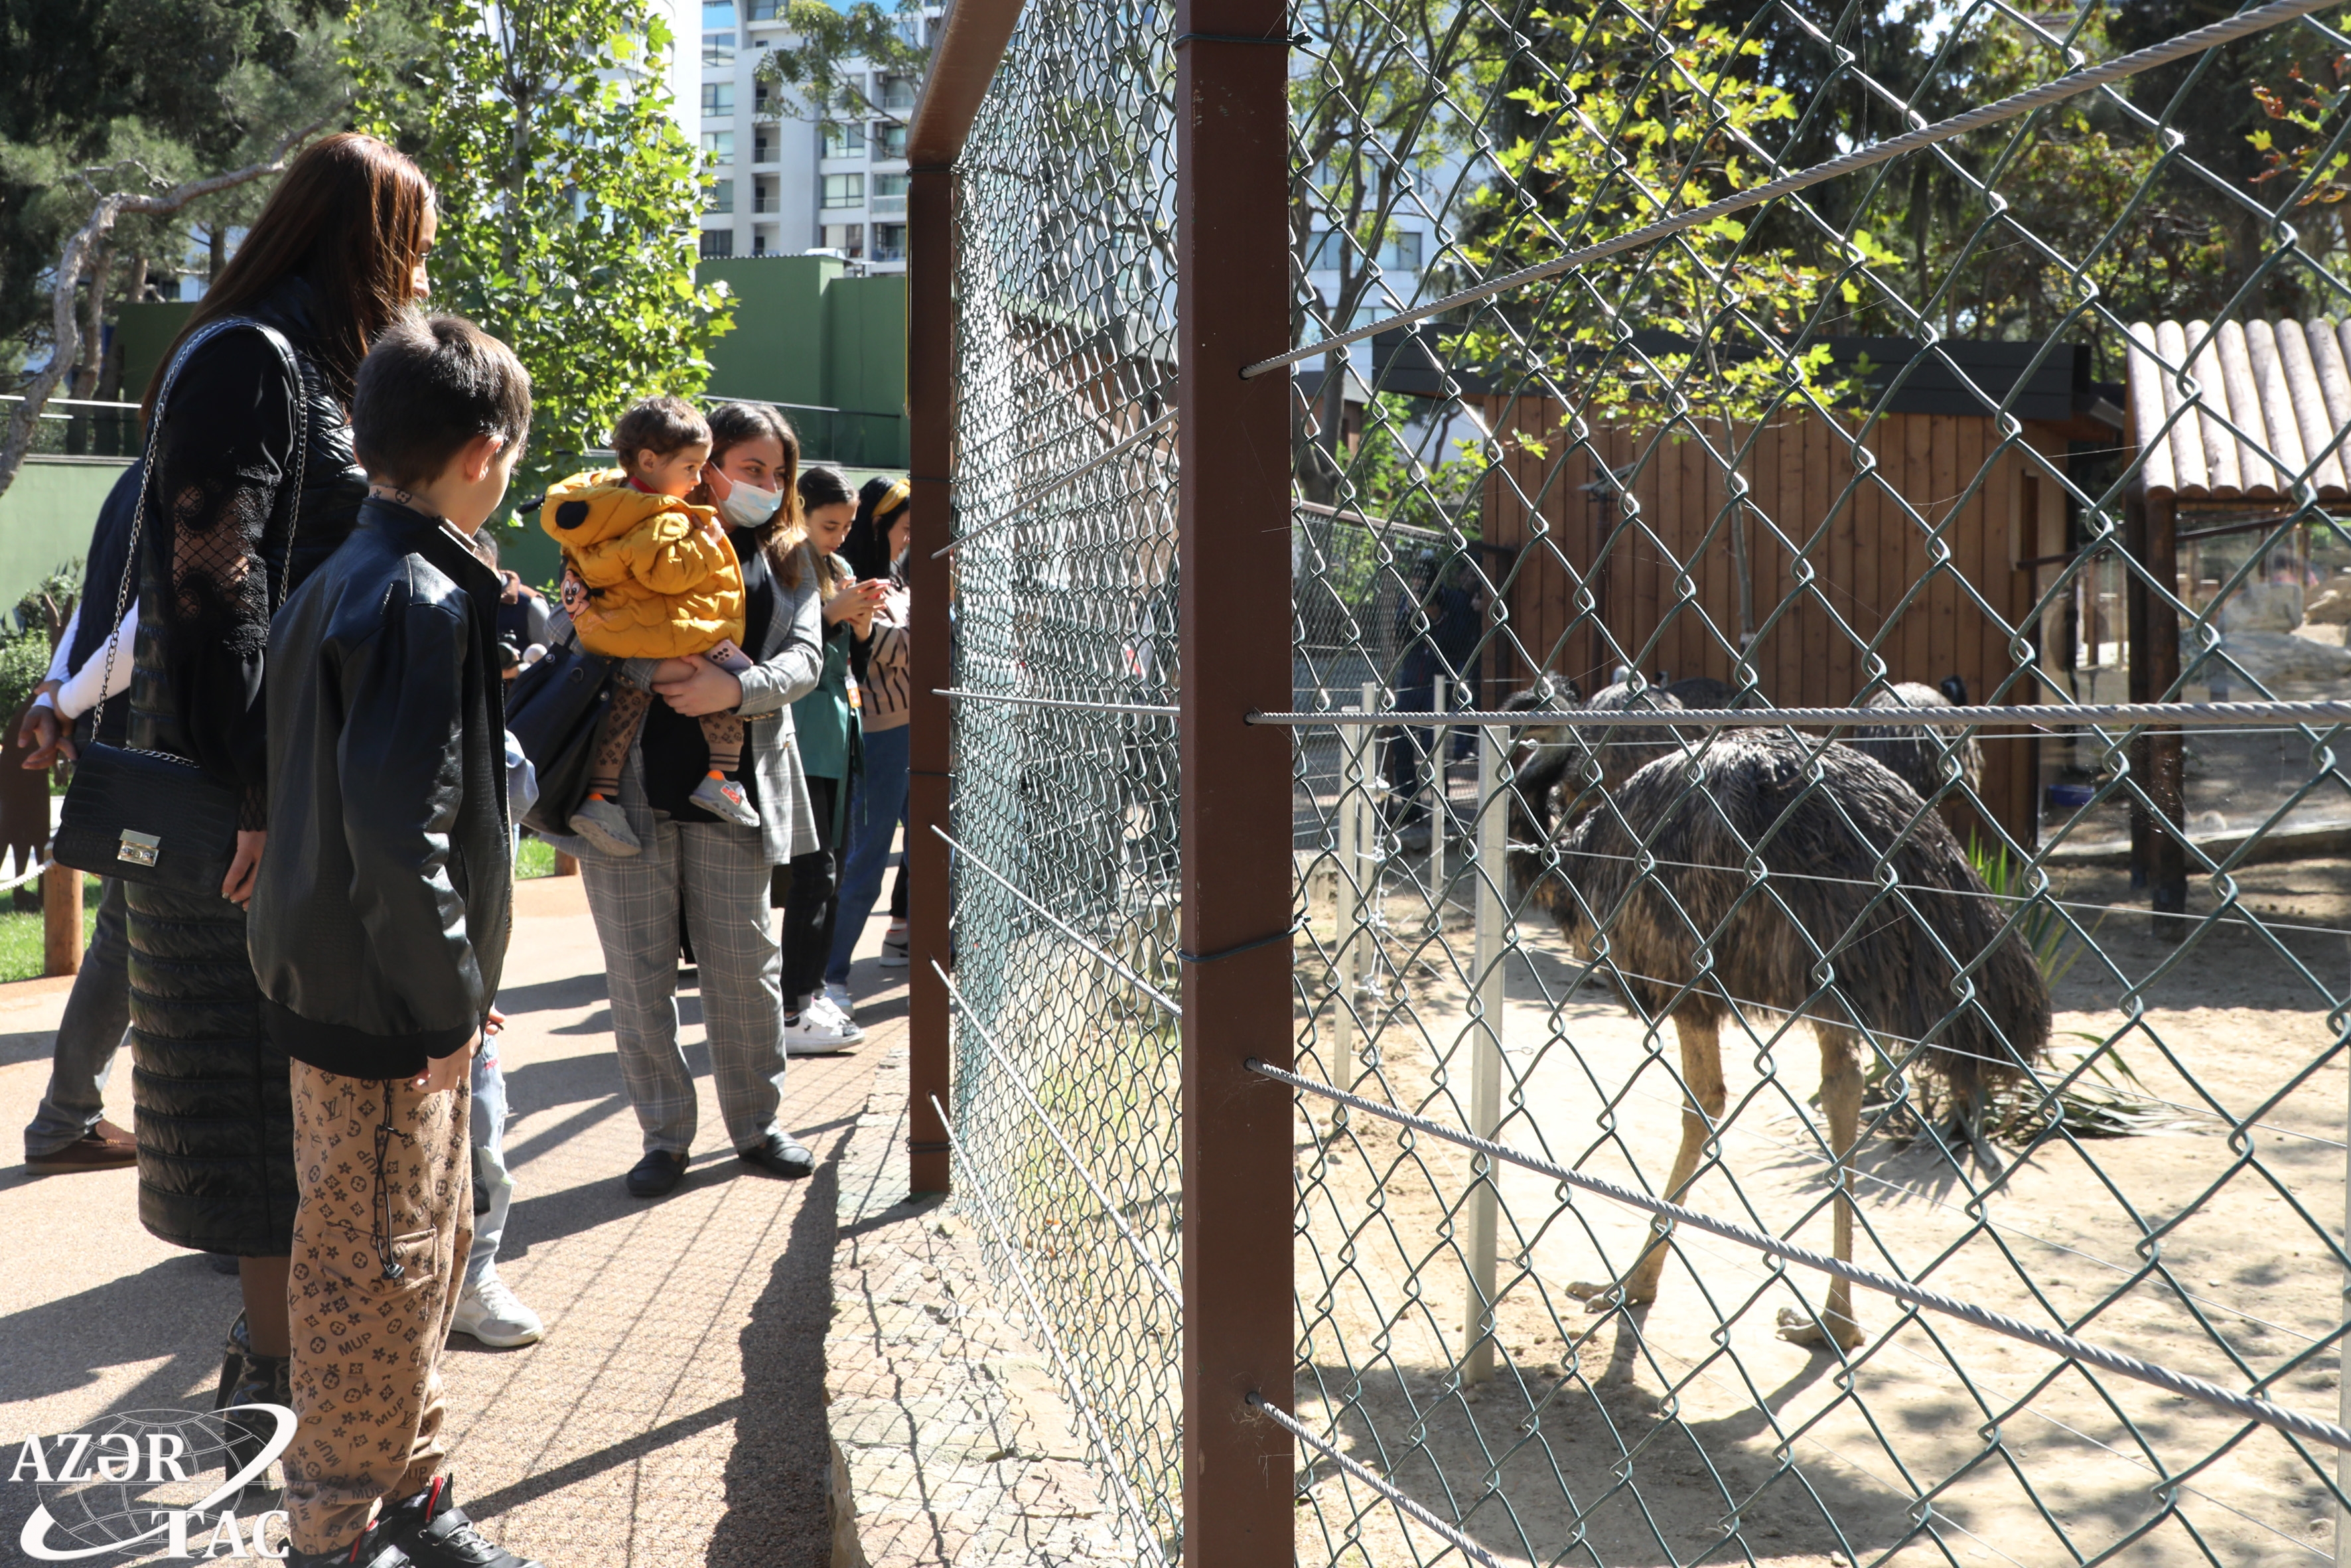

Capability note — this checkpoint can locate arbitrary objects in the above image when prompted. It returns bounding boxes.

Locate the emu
[1849,677,1982,802]
[1509,727,2050,1349]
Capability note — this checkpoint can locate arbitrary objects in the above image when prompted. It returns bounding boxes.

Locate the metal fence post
[1464,722,1507,1383]
[1429,675,1449,910]
[1332,704,1361,1066]
[904,160,956,1194]
[1176,0,1295,1553]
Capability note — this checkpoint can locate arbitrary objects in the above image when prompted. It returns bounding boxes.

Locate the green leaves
[756,0,930,124]
[350,0,735,465]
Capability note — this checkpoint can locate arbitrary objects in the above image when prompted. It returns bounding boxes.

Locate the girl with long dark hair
[125,131,435,1415]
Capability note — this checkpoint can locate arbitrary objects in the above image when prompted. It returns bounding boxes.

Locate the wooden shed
[1374,334,2117,843]
[2119,317,2351,930]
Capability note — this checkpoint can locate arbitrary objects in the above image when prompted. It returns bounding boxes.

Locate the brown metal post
[2145,491,2187,939]
[904,161,955,1194]
[2124,486,2187,939]
[42,861,81,976]
[1176,3,1295,1560]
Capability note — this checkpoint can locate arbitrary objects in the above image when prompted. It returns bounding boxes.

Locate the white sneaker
[878,921,910,968]
[785,1008,859,1056]
[452,1277,544,1347]
[809,992,865,1042]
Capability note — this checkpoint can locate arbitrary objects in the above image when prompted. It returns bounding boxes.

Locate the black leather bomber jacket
[249,499,513,1080]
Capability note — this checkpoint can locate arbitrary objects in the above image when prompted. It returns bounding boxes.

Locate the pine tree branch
[0,94,356,500]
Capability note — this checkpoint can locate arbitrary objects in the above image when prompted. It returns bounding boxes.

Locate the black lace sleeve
[145,329,298,823]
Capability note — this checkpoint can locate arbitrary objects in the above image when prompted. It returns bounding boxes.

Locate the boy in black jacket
[251,315,545,1568]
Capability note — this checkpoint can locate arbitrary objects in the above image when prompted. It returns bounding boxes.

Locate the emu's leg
[1569,1010,1725,1311]
[1778,1028,1867,1350]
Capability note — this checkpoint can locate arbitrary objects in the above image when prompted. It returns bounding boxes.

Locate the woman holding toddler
[541,397,829,1199]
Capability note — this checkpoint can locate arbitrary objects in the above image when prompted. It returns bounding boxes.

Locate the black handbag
[52,319,308,895]
[506,624,613,837]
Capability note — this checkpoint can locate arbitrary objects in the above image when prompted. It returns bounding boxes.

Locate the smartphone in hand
[705,638,756,674]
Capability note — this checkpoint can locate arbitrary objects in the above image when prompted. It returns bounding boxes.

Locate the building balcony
[870,195,906,218]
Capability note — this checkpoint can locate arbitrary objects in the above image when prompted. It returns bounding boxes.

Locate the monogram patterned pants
[283,1062,473,1555]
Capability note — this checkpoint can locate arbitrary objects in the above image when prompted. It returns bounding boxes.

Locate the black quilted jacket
[249,500,512,1079]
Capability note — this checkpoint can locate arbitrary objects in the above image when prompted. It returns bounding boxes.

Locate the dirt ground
[1288,849,2351,1568]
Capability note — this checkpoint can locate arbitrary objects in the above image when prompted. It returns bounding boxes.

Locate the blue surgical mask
[718,480,783,527]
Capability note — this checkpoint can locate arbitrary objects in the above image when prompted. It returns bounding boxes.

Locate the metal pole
[1429,675,1449,914]
[1464,723,1506,1382]
[1332,705,1360,1066]
[1176,0,1295,1554]
[2339,1052,2350,1563]
[905,161,956,1194]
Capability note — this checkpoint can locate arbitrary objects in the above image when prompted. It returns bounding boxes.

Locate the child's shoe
[689,772,760,828]
[569,795,640,857]
[378,1473,544,1568]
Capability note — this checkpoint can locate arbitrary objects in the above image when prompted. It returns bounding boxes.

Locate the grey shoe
[688,772,760,828]
[569,796,640,857]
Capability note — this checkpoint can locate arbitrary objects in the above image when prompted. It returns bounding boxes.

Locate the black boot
[214,1311,292,1501]
[378,1474,544,1568]
[281,1517,414,1567]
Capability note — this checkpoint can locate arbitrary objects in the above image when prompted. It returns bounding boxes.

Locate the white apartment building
[695,0,925,270]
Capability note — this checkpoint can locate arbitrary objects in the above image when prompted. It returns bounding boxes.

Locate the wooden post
[2125,484,2186,939]
[904,163,956,1194]
[1176,0,1295,1552]
[42,861,81,977]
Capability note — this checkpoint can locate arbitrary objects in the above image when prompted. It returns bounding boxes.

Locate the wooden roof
[2127,319,2351,502]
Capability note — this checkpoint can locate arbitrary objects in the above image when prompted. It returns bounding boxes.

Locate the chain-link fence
[940,0,1184,1558]
[932,0,2351,1561]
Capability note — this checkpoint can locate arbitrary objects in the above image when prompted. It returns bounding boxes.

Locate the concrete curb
[827,1043,1125,1567]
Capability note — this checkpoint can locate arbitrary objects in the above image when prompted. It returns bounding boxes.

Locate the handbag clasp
[117,830,161,867]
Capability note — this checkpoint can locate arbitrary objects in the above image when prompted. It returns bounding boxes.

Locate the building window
[874,122,908,160]
[702,0,735,26]
[1304,230,1343,271]
[878,75,916,112]
[706,178,734,214]
[871,170,908,216]
[700,230,735,259]
[703,31,735,63]
[822,121,865,159]
[1383,230,1423,271]
[701,82,735,117]
[753,129,776,164]
[871,223,906,261]
[753,230,770,255]
[753,80,774,115]
[746,0,777,17]
[701,130,735,163]
[752,179,776,214]
[822,173,865,208]
[823,222,864,258]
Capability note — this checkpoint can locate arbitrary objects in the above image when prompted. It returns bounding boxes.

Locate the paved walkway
[0,871,904,1567]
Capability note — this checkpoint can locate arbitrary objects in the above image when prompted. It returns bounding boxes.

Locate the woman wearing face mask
[821,476,912,1010]
[556,399,829,1200]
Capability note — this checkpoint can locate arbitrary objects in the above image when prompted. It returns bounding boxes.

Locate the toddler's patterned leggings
[587,674,747,798]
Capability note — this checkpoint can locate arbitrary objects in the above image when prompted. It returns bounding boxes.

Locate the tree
[1291,0,1514,502]
[754,0,932,126]
[0,101,353,499]
[0,0,374,381]
[352,0,734,463]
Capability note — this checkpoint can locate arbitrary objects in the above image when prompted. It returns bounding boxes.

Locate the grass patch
[0,875,103,984]
[517,835,559,879]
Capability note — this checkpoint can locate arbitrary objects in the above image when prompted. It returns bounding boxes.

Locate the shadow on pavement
[707,1125,851,1568]
[0,1249,239,1411]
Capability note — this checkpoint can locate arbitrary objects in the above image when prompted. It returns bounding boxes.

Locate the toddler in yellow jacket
[542,395,755,856]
